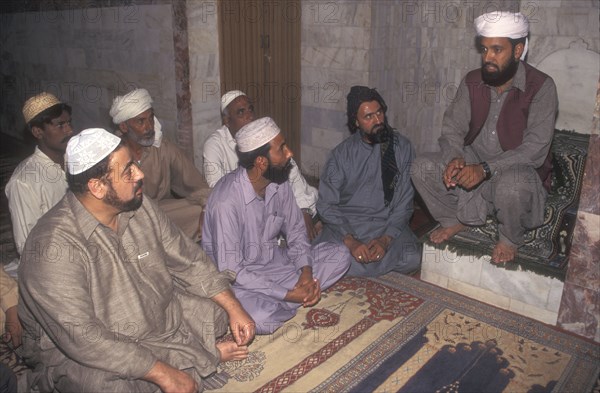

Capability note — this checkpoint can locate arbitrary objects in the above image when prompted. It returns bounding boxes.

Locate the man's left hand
[294,267,321,307]
[454,164,486,190]
[367,235,391,262]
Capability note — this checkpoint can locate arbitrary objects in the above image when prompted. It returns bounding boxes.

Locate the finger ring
[358,256,363,260]
[376,255,380,258]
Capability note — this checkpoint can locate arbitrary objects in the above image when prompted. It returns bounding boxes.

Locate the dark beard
[481,57,519,87]
[105,180,144,212]
[264,159,293,185]
[362,123,392,144]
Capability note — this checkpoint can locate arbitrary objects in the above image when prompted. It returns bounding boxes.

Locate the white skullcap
[66,128,121,175]
[109,88,163,147]
[221,90,247,113]
[475,11,529,60]
[235,117,280,153]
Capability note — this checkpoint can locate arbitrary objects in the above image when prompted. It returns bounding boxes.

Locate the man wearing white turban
[110,88,211,240]
[203,90,321,240]
[202,117,350,334]
[412,11,558,264]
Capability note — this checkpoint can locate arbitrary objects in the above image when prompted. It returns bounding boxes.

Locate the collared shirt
[202,167,312,301]
[202,125,318,215]
[18,192,233,379]
[5,146,68,256]
[439,61,558,174]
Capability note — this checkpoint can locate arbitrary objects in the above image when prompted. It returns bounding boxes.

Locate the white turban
[66,128,121,175]
[474,11,529,60]
[221,90,247,113]
[109,88,163,147]
[235,117,280,153]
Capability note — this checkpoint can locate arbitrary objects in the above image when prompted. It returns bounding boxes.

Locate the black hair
[67,140,125,195]
[28,103,72,130]
[236,142,271,169]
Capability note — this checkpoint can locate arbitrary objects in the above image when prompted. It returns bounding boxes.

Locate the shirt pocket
[263,214,284,242]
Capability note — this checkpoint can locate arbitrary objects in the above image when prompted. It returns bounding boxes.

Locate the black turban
[346,86,388,134]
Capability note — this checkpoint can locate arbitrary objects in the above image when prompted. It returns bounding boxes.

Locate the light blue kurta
[315,131,421,276]
[202,167,350,334]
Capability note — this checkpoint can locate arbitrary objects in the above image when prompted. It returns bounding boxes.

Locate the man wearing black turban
[314,86,421,277]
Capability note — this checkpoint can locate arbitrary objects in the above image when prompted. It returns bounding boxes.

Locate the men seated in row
[18,128,255,392]
[202,117,350,334]
[315,86,422,277]
[5,92,73,275]
[411,11,557,264]
[203,90,321,240]
[110,88,211,240]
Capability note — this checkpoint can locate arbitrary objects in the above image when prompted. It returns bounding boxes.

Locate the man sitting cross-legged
[202,117,350,334]
[18,128,255,392]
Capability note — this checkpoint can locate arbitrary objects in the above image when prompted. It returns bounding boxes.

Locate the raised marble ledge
[508,299,558,326]
[421,246,483,287]
[446,278,511,311]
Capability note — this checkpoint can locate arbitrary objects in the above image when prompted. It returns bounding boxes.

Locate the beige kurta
[18,192,235,392]
[138,138,211,240]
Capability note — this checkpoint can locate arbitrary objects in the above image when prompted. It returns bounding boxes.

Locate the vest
[463,62,553,191]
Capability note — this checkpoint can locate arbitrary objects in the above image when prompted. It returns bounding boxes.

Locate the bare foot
[491,242,517,264]
[217,341,249,362]
[429,224,466,244]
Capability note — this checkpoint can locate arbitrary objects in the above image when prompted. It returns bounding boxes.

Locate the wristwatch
[480,161,492,180]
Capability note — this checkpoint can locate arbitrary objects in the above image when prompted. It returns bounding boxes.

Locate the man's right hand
[144,360,198,393]
[343,234,371,263]
[443,157,465,188]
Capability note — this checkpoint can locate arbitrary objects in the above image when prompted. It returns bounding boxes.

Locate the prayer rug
[206,273,599,393]
[444,130,590,279]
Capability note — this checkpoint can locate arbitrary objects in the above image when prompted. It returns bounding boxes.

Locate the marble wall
[0,1,179,151]
[186,1,222,167]
[300,0,373,178]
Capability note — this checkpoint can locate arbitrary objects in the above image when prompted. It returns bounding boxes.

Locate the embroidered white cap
[66,128,121,175]
[221,90,247,113]
[235,117,280,153]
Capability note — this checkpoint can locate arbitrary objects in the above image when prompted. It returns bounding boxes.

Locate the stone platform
[420,244,564,325]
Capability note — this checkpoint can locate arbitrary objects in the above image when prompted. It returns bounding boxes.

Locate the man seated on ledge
[110,88,211,240]
[18,128,255,392]
[202,117,350,334]
[314,86,421,277]
[203,90,321,240]
[411,11,557,264]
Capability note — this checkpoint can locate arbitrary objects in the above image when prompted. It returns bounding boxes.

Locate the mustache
[61,135,72,143]
[483,62,499,69]
[134,180,143,192]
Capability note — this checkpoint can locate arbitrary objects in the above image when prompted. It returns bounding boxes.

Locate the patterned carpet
[206,273,599,393]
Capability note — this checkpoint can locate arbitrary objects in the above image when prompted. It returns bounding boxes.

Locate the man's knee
[492,165,541,202]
